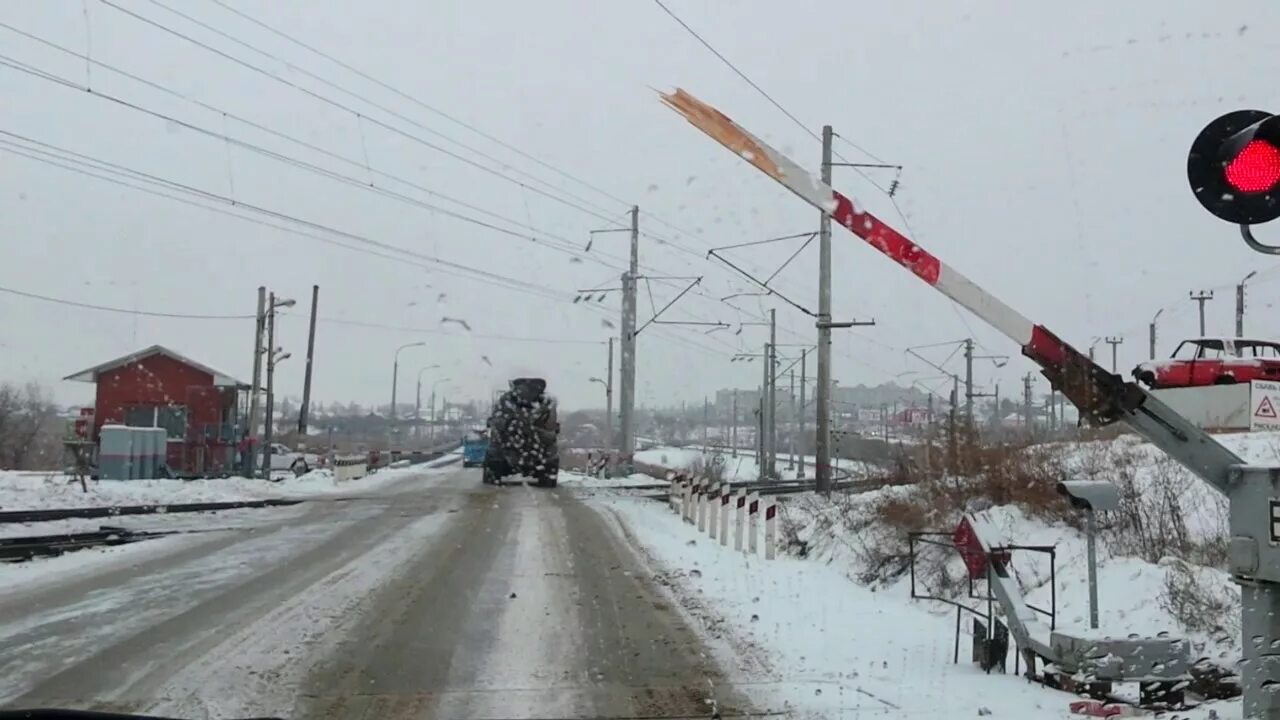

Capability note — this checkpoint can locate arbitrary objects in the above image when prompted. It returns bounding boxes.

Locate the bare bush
[1160,559,1240,643]
[684,453,728,484]
[0,381,61,471]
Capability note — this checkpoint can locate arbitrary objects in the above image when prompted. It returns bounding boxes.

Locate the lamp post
[415,364,440,443]
[390,342,426,446]
[590,376,613,449]
[429,377,452,448]
[261,294,294,478]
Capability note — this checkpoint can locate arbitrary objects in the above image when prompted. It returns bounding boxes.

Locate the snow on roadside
[598,493,1235,719]
[597,494,1080,719]
[555,470,665,489]
[0,453,462,512]
[634,446,873,482]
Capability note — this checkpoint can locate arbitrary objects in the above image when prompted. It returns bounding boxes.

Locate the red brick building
[66,345,247,476]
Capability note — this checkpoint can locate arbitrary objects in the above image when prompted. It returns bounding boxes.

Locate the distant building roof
[64,344,247,387]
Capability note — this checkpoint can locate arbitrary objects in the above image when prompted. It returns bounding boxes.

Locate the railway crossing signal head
[1188,109,1280,225]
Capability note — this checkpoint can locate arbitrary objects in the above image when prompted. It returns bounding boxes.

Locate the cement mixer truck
[482,377,560,487]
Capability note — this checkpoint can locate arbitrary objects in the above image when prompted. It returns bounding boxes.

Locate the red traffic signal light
[1188,109,1280,224]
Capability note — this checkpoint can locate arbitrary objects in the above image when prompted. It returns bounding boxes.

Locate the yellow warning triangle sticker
[1257,395,1278,419]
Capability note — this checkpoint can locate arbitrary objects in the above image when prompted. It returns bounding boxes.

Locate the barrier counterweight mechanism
[661,88,1273,715]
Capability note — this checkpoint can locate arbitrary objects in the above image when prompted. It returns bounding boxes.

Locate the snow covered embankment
[596,431,1272,719]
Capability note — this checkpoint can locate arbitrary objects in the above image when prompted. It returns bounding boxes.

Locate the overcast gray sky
[2,0,1279,411]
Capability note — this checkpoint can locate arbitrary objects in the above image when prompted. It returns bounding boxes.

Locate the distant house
[65,345,248,476]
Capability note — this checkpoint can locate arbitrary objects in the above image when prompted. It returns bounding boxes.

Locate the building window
[123,405,188,439]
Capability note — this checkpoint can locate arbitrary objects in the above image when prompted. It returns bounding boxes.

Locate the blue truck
[462,431,489,467]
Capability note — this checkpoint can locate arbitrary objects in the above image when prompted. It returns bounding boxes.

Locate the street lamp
[428,377,452,447]
[260,294,294,478]
[390,342,426,425]
[1239,270,1260,346]
[590,376,613,449]
[415,364,441,441]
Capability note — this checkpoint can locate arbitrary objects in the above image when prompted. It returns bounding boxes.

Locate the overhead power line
[0,133,736,360]
[96,1,796,334]
[204,0,640,214]
[105,0,629,229]
[0,49,633,273]
[0,284,254,319]
[0,130,572,302]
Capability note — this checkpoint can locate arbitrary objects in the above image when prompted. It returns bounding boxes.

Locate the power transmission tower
[1105,336,1124,372]
[1189,290,1214,336]
[618,206,639,467]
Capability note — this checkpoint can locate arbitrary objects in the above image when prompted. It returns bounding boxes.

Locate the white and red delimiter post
[734,488,746,551]
[764,496,777,560]
[720,485,731,546]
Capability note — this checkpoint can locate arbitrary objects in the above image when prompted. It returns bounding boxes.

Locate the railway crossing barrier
[332,454,369,482]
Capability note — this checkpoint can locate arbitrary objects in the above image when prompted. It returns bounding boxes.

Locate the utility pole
[766,308,777,480]
[605,338,614,451]
[245,286,266,476]
[761,347,769,472]
[1023,373,1033,437]
[964,338,975,428]
[788,370,797,470]
[1105,336,1124,372]
[1238,271,1257,352]
[1189,290,1214,336]
[263,291,276,478]
[756,388,764,471]
[731,389,738,457]
[297,285,318,437]
[1149,309,1162,360]
[798,350,807,479]
[618,206,639,467]
[815,124,835,495]
[702,397,709,453]
[948,375,959,471]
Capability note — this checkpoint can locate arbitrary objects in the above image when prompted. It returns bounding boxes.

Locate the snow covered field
[0,452,462,513]
[634,446,874,482]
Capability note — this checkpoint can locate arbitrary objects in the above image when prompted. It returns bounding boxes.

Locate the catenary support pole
[262,292,277,479]
[815,124,834,495]
[618,206,639,468]
[298,284,318,436]
[246,286,265,476]
[798,349,807,478]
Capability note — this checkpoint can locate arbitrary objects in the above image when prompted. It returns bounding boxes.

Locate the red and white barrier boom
[659,88,1238,483]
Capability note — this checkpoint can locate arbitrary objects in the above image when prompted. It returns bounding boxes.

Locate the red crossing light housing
[1188,109,1280,224]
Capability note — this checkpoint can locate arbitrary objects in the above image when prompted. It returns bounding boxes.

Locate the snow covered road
[0,466,745,719]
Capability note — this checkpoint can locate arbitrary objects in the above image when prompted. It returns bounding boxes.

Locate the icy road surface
[0,467,746,719]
